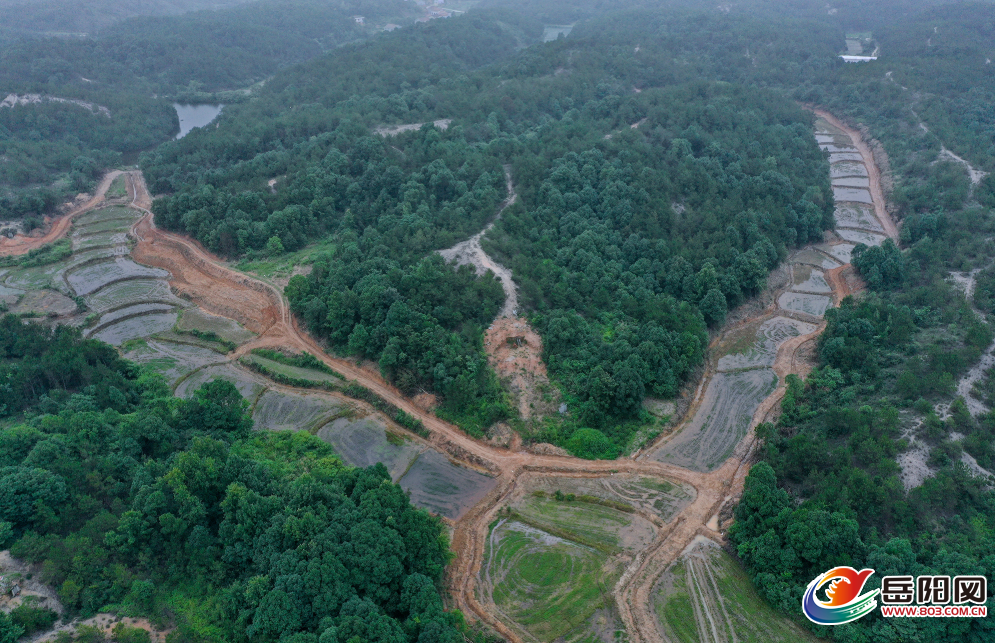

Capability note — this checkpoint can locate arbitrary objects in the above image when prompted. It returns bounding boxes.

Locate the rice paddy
[832,186,873,204]
[791,265,831,293]
[819,242,855,264]
[397,448,497,519]
[252,389,349,433]
[836,229,887,246]
[318,417,424,480]
[485,519,619,643]
[834,203,883,231]
[791,247,841,270]
[830,161,868,178]
[828,152,863,163]
[777,292,833,317]
[92,311,178,345]
[175,308,256,344]
[648,369,777,471]
[66,258,168,296]
[717,316,816,371]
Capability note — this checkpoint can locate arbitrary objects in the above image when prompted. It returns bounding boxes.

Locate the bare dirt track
[1,111,892,643]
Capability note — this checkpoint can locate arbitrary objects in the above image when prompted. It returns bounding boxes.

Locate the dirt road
[0,170,125,256]
[3,111,893,643]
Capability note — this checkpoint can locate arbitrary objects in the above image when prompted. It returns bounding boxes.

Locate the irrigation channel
[0,109,896,643]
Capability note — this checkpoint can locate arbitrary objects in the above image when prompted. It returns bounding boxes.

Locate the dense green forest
[0,0,419,221]
[141,8,838,451]
[0,316,462,643]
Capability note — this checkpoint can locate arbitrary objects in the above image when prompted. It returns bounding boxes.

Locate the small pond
[174,103,224,139]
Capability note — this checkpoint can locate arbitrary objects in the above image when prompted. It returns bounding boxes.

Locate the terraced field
[648,369,777,471]
[398,449,498,519]
[653,537,823,643]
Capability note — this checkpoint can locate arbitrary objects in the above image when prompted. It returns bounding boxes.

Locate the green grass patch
[512,495,634,554]
[488,520,619,643]
[251,348,343,378]
[240,354,342,390]
[107,174,128,198]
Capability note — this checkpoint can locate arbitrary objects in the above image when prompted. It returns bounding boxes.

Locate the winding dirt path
[0,170,126,256]
[3,111,892,643]
[438,165,519,318]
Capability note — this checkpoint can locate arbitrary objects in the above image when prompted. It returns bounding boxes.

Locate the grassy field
[654,538,825,643]
[487,519,621,643]
[515,495,637,553]
[107,175,128,198]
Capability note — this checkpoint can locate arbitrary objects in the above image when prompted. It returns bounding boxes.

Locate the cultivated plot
[87,302,176,334]
[243,354,341,384]
[67,258,168,296]
[828,152,864,163]
[836,229,887,246]
[484,518,622,643]
[397,448,497,519]
[252,389,348,433]
[173,362,267,400]
[73,232,128,251]
[318,416,423,480]
[75,205,139,227]
[791,265,831,293]
[176,308,256,344]
[834,203,883,231]
[85,278,179,312]
[832,186,873,204]
[832,176,870,188]
[791,248,841,270]
[653,537,822,643]
[717,316,817,372]
[830,161,868,178]
[8,289,76,316]
[93,311,178,345]
[819,242,855,264]
[524,475,695,524]
[777,292,832,318]
[647,369,777,471]
[124,340,229,385]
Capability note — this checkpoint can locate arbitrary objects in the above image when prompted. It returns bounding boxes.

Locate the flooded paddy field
[717,316,817,371]
[319,417,425,480]
[836,229,887,246]
[791,264,831,293]
[777,292,833,317]
[835,203,884,231]
[791,247,842,269]
[252,388,348,433]
[484,519,621,643]
[398,448,497,519]
[833,186,874,203]
[818,242,855,264]
[831,161,868,178]
[833,176,870,188]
